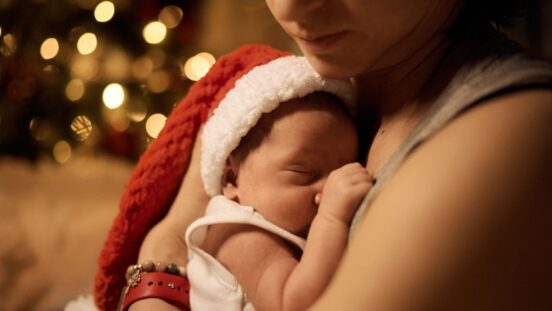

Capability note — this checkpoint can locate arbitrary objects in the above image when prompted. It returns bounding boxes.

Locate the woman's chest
[364,113,424,178]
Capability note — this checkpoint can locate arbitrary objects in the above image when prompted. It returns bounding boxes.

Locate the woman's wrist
[137,220,188,265]
[128,298,182,311]
[120,261,190,311]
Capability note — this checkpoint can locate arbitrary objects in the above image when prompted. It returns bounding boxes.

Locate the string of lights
[0,0,215,162]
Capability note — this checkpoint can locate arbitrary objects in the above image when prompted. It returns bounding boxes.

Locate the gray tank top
[350,29,552,235]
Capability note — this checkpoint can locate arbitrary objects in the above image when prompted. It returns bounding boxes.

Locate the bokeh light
[102,83,125,109]
[143,21,167,44]
[70,115,93,141]
[127,100,147,122]
[108,110,130,132]
[148,48,166,68]
[40,38,59,60]
[146,70,170,93]
[29,118,52,142]
[82,124,100,147]
[65,79,85,101]
[131,56,154,80]
[159,5,183,29]
[183,52,216,81]
[53,140,72,163]
[70,55,99,81]
[1,33,17,56]
[145,113,166,138]
[0,0,211,161]
[103,49,130,81]
[77,32,97,55]
[94,1,115,23]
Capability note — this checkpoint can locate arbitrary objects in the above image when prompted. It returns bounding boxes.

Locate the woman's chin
[303,53,361,80]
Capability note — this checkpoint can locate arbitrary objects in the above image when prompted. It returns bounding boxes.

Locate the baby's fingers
[329,162,369,177]
[328,162,373,184]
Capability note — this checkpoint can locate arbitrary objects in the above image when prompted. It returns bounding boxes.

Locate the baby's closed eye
[281,167,319,185]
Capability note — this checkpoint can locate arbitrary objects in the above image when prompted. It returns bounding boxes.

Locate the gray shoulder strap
[350,37,552,235]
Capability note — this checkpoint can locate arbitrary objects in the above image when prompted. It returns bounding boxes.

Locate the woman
[97,0,552,310]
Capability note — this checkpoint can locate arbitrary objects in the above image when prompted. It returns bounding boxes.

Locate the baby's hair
[231,91,353,162]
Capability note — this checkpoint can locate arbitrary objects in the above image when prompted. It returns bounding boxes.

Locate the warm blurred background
[0,0,551,310]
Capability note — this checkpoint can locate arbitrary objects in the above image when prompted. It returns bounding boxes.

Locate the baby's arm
[283,163,372,310]
[216,163,372,311]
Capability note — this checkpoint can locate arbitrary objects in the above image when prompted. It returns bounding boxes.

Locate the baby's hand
[317,163,373,224]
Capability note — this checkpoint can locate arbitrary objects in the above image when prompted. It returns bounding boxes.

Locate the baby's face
[232,96,358,236]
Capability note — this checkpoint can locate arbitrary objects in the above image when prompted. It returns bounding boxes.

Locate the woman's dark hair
[451,0,526,33]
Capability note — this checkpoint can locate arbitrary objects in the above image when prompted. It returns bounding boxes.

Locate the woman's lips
[296,31,348,53]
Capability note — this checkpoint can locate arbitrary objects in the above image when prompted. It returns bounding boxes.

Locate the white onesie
[185,195,306,311]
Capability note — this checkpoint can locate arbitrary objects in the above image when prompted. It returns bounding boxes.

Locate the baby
[185,55,373,311]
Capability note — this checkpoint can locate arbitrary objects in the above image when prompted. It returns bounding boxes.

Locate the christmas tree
[0,0,213,162]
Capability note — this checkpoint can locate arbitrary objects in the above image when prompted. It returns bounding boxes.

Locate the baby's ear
[221,156,239,201]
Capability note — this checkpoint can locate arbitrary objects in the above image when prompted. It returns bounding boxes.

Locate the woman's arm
[130,128,210,311]
[137,128,210,264]
[311,89,552,310]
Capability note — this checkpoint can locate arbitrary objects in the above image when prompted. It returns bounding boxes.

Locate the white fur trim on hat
[201,55,355,197]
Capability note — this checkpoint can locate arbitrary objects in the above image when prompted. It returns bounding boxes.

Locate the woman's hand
[318,163,373,224]
[137,219,189,268]
[126,220,189,311]
[135,127,209,270]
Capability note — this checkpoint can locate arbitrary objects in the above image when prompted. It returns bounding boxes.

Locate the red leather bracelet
[120,272,190,311]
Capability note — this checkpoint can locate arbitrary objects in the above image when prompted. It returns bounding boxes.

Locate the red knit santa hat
[93,44,355,311]
[93,45,289,311]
